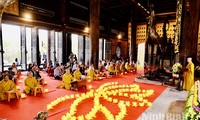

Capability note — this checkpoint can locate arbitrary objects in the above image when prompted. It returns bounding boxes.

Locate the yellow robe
[24,77,39,94]
[125,64,131,71]
[87,69,96,80]
[0,80,17,101]
[57,73,73,90]
[120,64,125,73]
[183,61,194,91]
[108,65,115,73]
[73,70,82,80]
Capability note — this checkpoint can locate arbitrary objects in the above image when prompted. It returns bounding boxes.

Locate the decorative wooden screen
[136,22,176,44]
[156,21,176,39]
[136,25,146,44]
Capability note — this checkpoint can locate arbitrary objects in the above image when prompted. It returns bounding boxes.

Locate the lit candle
[21,93,26,98]
[16,86,20,90]
[18,80,22,83]
[44,81,47,85]
[87,80,91,83]
[44,89,49,93]
[88,85,92,89]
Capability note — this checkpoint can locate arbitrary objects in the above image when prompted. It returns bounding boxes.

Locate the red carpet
[0,72,167,120]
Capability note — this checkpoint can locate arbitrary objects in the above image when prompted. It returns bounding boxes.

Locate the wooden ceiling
[18,0,177,36]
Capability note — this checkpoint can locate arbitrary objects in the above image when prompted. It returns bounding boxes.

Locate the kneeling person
[24,72,39,94]
[0,75,19,101]
[57,67,74,90]
[73,67,85,80]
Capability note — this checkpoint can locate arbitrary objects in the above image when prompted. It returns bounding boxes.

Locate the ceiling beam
[132,0,149,17]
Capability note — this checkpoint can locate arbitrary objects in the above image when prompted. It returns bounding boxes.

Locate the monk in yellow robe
[73,67,82,80]
[0,75,18,101]
[57,67,74,90]
[120,62,126,73]
[108,63,115,75]
[24,72,39,94]
[183,57,194,91]
[125,62,131,72]
[87,64,97,80]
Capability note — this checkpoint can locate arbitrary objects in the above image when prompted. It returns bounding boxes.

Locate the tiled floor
[136,79,188,120]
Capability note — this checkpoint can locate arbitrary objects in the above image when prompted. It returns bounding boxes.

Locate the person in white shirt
[54,66,62,80]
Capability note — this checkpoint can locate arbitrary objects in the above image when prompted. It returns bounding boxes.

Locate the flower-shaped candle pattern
[46,82,154,120]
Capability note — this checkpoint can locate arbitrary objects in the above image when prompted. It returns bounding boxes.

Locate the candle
[21,93,26,98]
[44,81,47,85]
[18,80,22,83]
[88,85,92,89]
[87,80,91,83]
[16,86,20,90]
[44,89,49,93]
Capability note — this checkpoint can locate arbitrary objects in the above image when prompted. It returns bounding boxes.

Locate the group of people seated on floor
[0,61,45,101]
[0,59,137,101]
[0,62,23,101]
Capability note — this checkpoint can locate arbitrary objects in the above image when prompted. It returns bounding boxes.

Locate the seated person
[54,66,63,80]
[108,63,115,75]
[11,62,18,75]
[0,75,19,101]
[87,64,97,80]
[79,62,86,75]
[5,68,17,83]
[32,67,44,85]
[24,72,39,94]
[57,67,74,90]
[47,65,54,77]
[125,62,131,72]
[120,62,126,73]
[73,66,85,80]
[28,63,33,72]
[16,70,22,79]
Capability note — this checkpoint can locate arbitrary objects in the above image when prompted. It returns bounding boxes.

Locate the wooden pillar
[36,30,40,66]
[0,23,3,71]
[130,6,137,62]
[62,29,67,64]
[179,0,200,66]
[66,33,71,62]
[90,0,100,69]
[59,0,69,64]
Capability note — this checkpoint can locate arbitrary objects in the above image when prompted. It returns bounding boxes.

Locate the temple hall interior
[0,0,200,120]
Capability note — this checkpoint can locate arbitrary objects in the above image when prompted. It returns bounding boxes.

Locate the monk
[108,62,115,75]
[125,62,131,72]
[183,57,195,91]
[24,72,39,94]
[0,75,19,101]
[57,67,74,90]
[73,67,84,80]
[120,62,126,73]
[87,64,97,80]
